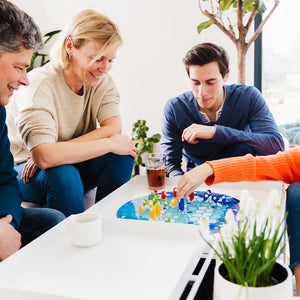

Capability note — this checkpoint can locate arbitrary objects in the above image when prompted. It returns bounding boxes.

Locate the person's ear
[223,69,230,82]
[65,36,74,56]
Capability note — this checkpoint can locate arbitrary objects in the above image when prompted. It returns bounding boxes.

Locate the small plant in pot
[131,120,161,175]
[200,189,292,300]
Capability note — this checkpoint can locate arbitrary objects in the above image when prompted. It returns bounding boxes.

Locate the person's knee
[44,208,66,224]
[42,165,83,190]
[104,154,133,185]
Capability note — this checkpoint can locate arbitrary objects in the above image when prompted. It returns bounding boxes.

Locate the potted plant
[199,189,292,300]
[131,119,161,175]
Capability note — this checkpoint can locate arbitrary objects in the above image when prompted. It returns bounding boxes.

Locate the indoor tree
[197,0,279,83]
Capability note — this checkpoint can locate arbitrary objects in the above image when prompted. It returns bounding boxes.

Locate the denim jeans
[286,182,300,270]
[19,208,65,246]
[14,153,134,216]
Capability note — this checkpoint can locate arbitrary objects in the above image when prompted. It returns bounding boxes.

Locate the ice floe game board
[117,188,240,232]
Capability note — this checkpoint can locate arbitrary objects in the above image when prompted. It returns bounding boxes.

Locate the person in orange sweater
[177,147,300,295]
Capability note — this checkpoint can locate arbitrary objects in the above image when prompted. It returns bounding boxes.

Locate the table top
[0,176,286,300]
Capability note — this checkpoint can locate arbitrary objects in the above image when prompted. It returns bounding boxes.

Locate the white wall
[11,0,253,136]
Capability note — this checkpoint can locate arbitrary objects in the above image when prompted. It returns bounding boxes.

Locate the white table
[0,176,285,300]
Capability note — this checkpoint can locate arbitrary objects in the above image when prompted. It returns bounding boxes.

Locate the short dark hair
[0,0,43,56]
[183,43,229,78]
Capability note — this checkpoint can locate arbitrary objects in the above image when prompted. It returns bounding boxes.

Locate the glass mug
[145,153,166,190]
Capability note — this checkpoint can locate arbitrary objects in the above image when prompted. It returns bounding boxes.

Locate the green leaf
[151,133,161,143]
[242,0,254,10]
[44,30,61,44]
[219,0,235,11]
[197,20,213,34]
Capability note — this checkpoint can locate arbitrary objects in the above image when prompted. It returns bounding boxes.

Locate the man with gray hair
[0,0,65,260]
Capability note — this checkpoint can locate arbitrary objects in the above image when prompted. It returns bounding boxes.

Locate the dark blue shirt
[161,84,284,176]
[0,106,23,228]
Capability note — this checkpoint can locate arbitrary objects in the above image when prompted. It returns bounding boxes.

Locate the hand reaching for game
[109,134,138,159]
[21,156,38,184]
[181,124,216,144]
[177,163,214,199]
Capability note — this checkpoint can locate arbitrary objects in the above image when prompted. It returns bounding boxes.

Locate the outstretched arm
[177,148,300,199]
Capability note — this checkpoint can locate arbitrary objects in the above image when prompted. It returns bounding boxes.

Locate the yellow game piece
[150,208,156,220]
[171,198,177,207]
[155,202,161,216]
[138,204,144,215]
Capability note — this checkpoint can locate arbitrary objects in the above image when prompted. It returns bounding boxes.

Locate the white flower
[199,216,210,235]
[264,189,281,223]
[225,209,235,224]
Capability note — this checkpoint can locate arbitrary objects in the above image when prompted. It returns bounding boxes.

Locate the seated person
[176,148,300,296]
[0,0,65,260]
[6,9,137,217]
[161,43,284,176]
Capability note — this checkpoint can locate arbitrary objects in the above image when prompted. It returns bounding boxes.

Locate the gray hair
[0,0,43,56]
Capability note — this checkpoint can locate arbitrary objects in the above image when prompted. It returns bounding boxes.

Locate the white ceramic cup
[69,212,102,247]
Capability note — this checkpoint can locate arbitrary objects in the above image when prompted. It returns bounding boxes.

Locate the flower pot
[213,261,293,300]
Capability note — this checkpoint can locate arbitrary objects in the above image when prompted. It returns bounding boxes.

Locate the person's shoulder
[28,63,58,83]
[226,84,262,101]
[226,84,258,93]
[167,91,194,106]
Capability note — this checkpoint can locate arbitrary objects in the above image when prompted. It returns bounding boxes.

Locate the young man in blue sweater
[161,43,284,176]
[0,0,65,260]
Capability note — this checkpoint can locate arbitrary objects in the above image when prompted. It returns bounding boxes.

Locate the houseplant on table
[131,119,161,175]
[200,189,292,300]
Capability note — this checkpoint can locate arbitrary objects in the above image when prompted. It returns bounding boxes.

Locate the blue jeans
[14,153,134,216]
[19,208,65,246]
[286,182,300,270]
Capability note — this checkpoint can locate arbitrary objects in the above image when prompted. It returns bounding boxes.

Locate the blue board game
[117,189,239,232]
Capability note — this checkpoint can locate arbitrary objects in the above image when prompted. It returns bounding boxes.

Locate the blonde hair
[50,9,122,69]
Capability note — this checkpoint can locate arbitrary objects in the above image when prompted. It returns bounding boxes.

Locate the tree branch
[198,0,237,44]
[237,0,244,34]
[245,7,257,32]
[246,0,280,50]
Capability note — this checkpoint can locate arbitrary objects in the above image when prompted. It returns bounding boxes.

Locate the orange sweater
[205,148,300,185]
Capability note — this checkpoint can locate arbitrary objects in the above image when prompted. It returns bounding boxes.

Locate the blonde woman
[7,10,137,216]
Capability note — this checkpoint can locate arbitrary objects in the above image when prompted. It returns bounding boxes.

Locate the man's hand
[177,163,214,199]
[182,124,216,144]
[0,215,21,261]
[21,156,38,184]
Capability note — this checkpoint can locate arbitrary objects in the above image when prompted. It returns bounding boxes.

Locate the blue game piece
[179,198,185,211]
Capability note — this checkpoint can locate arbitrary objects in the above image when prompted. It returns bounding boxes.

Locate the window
[262,1,300,125]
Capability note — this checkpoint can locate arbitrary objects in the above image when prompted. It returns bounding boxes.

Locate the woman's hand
[177,163,214,199]
[109,134,138,159]
[21,156,38,184]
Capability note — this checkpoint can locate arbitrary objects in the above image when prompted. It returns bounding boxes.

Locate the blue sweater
[161,84,284,176]
[0,106,23,228]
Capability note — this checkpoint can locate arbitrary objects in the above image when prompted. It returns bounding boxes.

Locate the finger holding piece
[177,163,215,199]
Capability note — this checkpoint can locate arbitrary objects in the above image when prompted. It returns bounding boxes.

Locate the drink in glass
[145,153,166,189]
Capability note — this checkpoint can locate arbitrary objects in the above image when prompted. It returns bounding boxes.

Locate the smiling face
[0,47,33,106]
[64,39,117,94]
[189,62,229,113]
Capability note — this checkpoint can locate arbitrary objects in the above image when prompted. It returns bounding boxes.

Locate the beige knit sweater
[7,63,120,164]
